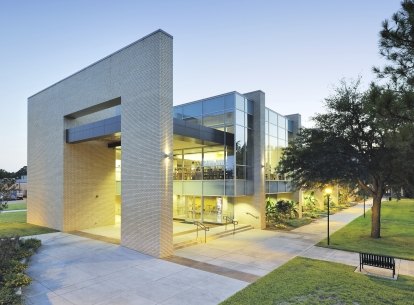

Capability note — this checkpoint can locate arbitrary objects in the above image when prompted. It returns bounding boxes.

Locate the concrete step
[173,224,254,250]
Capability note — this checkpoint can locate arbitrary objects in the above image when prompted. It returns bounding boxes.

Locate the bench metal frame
[359,252,395,278]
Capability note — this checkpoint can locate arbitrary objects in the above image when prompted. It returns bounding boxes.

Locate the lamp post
[363,193,366,218]
[325,187,333,245]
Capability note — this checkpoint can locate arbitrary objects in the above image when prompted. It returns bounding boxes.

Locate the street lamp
[363,192,366,218]
[325,187,333,245]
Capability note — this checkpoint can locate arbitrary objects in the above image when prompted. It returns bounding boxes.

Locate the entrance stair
[173,223,253,250]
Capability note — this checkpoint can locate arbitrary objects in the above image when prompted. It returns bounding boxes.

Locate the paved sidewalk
[174,202,367,277]
[24,201,413,305]
[24,233,248,305]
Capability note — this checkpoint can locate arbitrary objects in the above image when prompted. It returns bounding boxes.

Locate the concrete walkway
[23,201,414,305]
[1,209,27,213]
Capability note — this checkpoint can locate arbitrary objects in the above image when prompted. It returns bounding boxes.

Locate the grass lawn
[221,257,414,305]
[318,199,414,260]
[0,211,57,237]
[6,200,27,210]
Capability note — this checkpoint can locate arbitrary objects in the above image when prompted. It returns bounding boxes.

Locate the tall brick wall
[27,30,173,257]
[63,141,115,231]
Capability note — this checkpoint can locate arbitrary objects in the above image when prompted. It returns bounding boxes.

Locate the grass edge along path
[220,257,414,305]
[317,199,414,260]
[0,211,57,237]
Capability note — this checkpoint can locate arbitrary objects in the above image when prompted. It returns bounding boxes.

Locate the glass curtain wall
[173,93,253,223]
[265,108,288,181]
[235,94,254,194]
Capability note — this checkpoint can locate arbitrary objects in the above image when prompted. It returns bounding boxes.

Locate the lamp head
[324,187,333,195]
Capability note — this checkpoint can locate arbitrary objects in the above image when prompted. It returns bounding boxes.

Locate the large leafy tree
[278,80,414,238]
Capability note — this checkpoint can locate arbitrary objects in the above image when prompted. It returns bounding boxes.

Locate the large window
[265,108,288,181]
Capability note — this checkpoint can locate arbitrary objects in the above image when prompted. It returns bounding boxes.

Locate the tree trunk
[371,195,382,238]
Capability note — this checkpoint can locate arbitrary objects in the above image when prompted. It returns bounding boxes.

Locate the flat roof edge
[175,91,243,107]
[28,29,173,100]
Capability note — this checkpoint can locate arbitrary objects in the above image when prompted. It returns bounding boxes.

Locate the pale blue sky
[0,0,401,171]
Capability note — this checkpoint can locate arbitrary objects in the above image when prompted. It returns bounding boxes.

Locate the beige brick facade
[27,30,173,258]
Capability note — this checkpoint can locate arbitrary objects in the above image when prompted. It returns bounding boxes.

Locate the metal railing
[194,221,209,243]
[223,216,239,234]
[246,212,259,219]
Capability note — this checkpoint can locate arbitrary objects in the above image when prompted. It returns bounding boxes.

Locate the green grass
[6,200,27,210]
[318,199,414,260]
[221,257,414,305]
[0,211,57,237]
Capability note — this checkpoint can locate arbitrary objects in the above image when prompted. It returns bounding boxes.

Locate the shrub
[20,238,41,251]
[0,287,20,305]
[266,199,299,224]
[0,236,40,305]
[3,273,31,288]
[0,260,27,275]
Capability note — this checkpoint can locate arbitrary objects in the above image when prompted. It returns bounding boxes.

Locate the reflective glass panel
[269,110,278,125]
[246,129,253,165]
[203,113,225,127]
[173,106,183,120]
[236,110,245,126]
[183,102,202,118]
[235,94,245,111]
[278,114,286,128]
[236,166,246,179]
[203,97,224,114]
[224,94,235,109]
[269,123,278,137]
[226,125,235,134]
[184,116,202,125]
[235,125,245,165]
[278,127,287,141]
[224,111,234,125]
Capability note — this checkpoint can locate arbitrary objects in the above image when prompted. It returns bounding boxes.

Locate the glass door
[185,196,202,222]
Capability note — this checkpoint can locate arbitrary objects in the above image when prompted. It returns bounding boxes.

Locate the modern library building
[27,30,300,258]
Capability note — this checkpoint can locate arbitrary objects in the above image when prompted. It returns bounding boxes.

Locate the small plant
[0,260,27,274]
[20,238,41,251]
[0,236,40,305]
[3,273,31,288]
[303,191,319,212]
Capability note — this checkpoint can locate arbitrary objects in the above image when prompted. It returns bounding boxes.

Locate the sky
[0,0,402,172]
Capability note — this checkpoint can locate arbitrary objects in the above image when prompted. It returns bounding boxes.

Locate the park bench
[359,252,395,278]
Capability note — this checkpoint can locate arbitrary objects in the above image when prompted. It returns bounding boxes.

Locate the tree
[0,178,17,212]
[374,0,414,90]
[373,1,414,121]
[277,80,414,238]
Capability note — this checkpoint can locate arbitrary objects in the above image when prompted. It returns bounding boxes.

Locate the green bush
[0,236,40,304]
[266,199,299,224]
[0,287,20,305]
[0,260,27,274]
[3,273,31,288]
[20,238,41,251]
